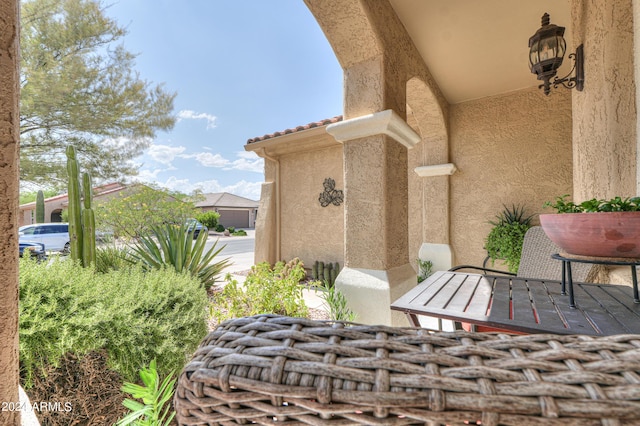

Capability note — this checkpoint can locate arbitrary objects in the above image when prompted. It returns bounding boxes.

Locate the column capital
[326,109,420,149]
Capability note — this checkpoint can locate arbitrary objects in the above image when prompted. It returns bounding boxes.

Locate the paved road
[205,232,255,278]
[213,236,254,255]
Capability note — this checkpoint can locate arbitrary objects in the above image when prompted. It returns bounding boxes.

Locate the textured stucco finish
[571,0,637,200]
[253,182,277,264]
[0,0,21,423]
[247,128,345,269]
[450,88,574,267]
[279,145,344,268]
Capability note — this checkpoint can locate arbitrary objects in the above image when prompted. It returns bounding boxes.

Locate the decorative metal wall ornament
[319,178,344,207]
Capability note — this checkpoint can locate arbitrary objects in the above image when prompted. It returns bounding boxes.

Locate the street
[210,235,254,256]
[205,231,255,278]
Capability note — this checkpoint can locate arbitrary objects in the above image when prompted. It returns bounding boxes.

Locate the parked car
[19,223,70,253]
[19,241,46,260]
[185,219,208,239]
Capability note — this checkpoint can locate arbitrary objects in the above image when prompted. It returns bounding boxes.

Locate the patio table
[391,270,640,335]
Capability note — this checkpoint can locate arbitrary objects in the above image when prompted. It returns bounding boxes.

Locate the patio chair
[450,226,601,283]
[174,314,640,425]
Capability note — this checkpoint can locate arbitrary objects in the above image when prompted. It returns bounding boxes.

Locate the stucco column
[634,0,640,193]
[0,0,21,424]
[570,0,637,199]
[328,110,419,326]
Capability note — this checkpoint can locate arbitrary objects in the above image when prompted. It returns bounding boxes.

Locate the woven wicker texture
[175,315,640,426]
[517,227,600,282]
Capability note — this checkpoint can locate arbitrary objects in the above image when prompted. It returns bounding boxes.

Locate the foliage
[232,229,247,236]
[35,190,45,223]
[95,245,131,273]
[485,205,532,273]
[227,226,236,234]
[195,211,220,230]
[66,145,96,266]
[20,189,58,205]
[128,223,231,289]
[311,261,340,287]
[211,260,309,324]
[215,224,225,233]
[544,194,640,213]
[19,257,208,386]
[20,0,176,186]
[317,282,356,322]
[417,259,433,283]
[489,204,533,227]
[94,184,198,239]
[116,360,176,426]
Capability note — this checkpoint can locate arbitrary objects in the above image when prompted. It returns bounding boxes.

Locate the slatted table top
[391,271,640,335]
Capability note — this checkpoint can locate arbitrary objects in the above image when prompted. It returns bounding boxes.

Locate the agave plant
[128,223,231,289]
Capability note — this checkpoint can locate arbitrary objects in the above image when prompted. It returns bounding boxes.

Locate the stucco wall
[279,146,344,268]
[450,87,574,267]
[570,0,637,200]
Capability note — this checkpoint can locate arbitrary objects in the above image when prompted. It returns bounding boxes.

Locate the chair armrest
[448,265,516,276]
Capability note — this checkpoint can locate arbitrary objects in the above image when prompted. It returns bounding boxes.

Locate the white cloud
[181,150,263,173]
[136,168,163,181]
[139,176,263,201]
[229,157,263,173]
[177,110,217,129]
[188,152,230,168]
[147,144,186,165]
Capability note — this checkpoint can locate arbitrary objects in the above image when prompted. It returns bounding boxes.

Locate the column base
[335,264,416,326]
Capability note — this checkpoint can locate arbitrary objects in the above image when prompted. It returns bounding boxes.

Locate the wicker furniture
[174,315,640,425]
[451,226,600,283]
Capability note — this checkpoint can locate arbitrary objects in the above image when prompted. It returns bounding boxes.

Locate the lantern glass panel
[529,40,539,68]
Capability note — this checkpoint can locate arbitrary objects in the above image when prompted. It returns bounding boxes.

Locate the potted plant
[485,205,533,273]
[540,195,640,258]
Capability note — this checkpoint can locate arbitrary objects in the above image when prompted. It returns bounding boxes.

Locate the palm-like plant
[128,223,231,289]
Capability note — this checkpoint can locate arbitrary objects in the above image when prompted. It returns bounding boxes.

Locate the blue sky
[106,1,343,201]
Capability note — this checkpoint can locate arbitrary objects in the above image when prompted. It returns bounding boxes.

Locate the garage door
[218,210,249,229]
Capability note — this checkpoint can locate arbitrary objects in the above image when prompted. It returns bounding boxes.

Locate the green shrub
[231,229,247,236]
[215,224,225,232]
[317,282,356,322]
[417,259,433,283]
[116,360,176,426]
[485,205,532,273]
[128,223,231,290]
[227,226,235,233]
[19,257,208,386]
[195,211,220,229]
[544,194,640,213]
[95,245,131,273]
[211,260,308,324]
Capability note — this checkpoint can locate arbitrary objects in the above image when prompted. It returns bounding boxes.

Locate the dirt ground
[25,350,128,426]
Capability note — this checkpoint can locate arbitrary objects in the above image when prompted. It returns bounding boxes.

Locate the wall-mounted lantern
[528,13,584,95]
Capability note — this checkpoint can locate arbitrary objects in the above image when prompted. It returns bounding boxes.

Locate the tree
[20,0,177,187]
[94,184,199,239]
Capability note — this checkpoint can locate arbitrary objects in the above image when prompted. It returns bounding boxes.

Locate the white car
[19,223,71,253]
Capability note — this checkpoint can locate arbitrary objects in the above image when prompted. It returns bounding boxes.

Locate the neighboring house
[19,182,127,226]
[195,192,259,229]
[245,1,639,326]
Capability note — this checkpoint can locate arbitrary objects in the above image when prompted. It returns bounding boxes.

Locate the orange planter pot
[540,212,640,258]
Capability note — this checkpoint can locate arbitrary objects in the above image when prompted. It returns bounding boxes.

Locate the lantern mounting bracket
[540,44,584,94]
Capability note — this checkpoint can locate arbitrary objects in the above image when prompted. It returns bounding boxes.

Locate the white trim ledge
[414,163,457,177]
[326,109,420,149]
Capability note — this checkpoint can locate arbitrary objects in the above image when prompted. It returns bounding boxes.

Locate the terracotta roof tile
[246,115,342,144]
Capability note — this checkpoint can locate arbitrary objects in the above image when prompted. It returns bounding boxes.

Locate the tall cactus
[66,146,96,267]
[35,190,45,223]
[66,146,83,263]
[82,173,96,266]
